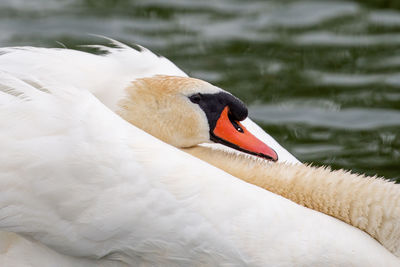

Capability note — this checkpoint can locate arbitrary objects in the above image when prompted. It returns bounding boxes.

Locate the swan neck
[183,145,400,257]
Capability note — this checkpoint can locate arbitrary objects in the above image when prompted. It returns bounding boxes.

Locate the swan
[1,40,399,265]
[1,40,398,251]
[0,70,399,266]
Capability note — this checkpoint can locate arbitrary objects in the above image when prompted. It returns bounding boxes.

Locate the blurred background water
[1,0,399,181]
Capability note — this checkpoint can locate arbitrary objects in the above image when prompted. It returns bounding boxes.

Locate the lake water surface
[1,0,399,181]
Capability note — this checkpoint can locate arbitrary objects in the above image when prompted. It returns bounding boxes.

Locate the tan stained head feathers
[117,75,220,148]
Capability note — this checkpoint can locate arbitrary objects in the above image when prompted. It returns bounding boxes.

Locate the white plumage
[0,40,398,266]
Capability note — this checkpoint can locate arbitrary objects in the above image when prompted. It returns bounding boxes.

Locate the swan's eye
[189,93,202,104]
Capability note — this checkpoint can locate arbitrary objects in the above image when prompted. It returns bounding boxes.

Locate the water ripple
[250,104,400,130]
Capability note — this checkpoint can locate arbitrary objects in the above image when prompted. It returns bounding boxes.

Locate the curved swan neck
[183,145,400,257]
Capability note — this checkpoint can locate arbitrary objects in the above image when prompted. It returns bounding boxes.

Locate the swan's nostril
[228,112,245,133]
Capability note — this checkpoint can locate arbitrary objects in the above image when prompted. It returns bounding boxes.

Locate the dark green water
[1,0,399,181]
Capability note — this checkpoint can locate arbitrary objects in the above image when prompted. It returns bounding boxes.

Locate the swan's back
[0,40,299,164]
[0,40,186,111]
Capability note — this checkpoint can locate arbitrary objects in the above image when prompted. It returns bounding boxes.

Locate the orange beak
[212,107,278,161]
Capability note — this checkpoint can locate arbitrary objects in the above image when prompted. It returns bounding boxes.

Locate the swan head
[118,75,278,161]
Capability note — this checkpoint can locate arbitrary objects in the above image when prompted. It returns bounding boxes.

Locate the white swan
[0,40,399,265]
[0,70,399,266]
[2,41,399,254]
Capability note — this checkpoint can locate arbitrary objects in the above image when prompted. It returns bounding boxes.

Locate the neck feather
[183,145,400,257]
